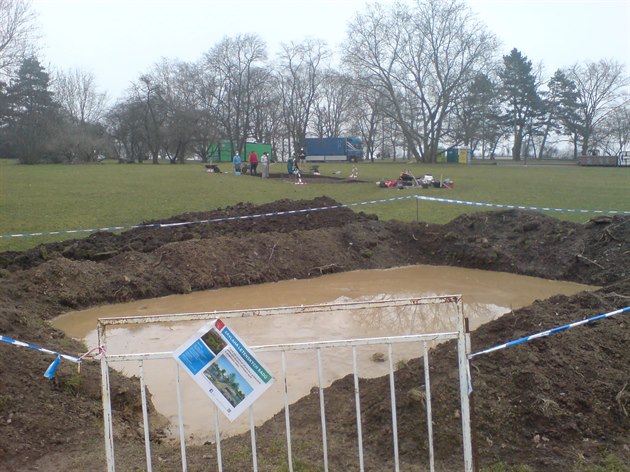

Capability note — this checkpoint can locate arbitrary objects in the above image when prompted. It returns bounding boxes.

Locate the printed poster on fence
[172,319,274,421]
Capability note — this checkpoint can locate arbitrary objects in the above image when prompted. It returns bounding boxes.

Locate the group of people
[232,149,270,178]
[231,147,306,180]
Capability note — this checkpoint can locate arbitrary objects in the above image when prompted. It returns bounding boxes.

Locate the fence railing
[98,296,474,472]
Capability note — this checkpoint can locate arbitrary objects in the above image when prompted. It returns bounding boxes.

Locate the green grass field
[1,158,628,253]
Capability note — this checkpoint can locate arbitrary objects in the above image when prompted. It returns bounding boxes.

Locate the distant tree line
[0,0,628,164]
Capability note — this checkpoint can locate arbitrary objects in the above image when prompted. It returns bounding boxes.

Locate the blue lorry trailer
[303,137,363,162]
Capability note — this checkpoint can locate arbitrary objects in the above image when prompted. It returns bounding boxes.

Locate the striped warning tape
[0,224,160,239]
[414,195,630,215]
[0,335,84,379]
[1,194,628,240]
[468,306,630,360]
[0,196,415,238]
[0,335,81,363]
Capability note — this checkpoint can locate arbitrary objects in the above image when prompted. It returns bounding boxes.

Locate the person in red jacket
[249,150,259,176]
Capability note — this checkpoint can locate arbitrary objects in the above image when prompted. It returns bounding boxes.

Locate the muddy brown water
[53,265,595,442]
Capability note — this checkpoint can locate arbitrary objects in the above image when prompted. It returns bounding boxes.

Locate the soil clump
[0,196,628,471]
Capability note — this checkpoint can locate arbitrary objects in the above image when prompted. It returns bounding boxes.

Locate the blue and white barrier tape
[0,196,415,238]
[157,196,413,228]
[414,195,630,215]
[1,194,628,240]
[0,335,82,379]
[468,306,630,360]
[0,224,161,239]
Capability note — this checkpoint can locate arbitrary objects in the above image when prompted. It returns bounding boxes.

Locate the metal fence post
[456,299,474,472]
[98,322,116,472]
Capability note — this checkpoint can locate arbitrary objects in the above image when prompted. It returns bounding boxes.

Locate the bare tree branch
[0,0,38,79]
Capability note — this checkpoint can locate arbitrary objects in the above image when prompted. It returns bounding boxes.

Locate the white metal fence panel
[98,297,473,472]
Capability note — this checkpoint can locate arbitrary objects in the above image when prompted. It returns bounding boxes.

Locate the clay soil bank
[0,196,628,471]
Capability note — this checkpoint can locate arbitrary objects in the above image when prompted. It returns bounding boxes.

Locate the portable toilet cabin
[446,147,459,163]
[458,146,470,164]
[437,149,447,163]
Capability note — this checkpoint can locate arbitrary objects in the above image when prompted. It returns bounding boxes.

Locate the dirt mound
[0,197,628,470]
[424,211,629,285]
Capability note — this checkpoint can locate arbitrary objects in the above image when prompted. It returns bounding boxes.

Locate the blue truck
[303,137,364,162]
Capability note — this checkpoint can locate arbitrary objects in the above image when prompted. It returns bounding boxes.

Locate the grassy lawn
[1,158,628,253]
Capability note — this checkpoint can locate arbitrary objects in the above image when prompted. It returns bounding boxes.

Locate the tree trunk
[512,131,523,161]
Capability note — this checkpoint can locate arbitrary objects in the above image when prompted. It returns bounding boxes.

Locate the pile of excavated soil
[0,196,628,471]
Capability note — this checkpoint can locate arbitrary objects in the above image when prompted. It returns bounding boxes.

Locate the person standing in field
[291,152,302,183]
[261,152,270,179]
[287,152,295,176]
[298,147,306,169]
[293,152,301,175]
[249,150,259,176]
[232,151,242,174]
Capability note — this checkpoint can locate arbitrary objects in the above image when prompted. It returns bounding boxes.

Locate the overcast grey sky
[31,0,629,100]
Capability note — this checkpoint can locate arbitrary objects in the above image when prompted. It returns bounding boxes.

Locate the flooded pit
[53,265,595,442]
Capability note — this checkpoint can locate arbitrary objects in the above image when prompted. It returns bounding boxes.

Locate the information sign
[173,319,274,421]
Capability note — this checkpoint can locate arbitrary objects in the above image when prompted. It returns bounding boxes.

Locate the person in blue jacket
[232,152,242,174]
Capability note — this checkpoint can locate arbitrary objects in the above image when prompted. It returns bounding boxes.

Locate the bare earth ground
[0,194,629,471]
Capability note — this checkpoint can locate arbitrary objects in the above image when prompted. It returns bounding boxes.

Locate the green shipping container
[207,141,272,163]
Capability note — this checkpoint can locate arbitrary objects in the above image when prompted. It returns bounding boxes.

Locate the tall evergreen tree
[453,73,504,158]
[5,56,60,163]
[544,69,581,158]
[0,80,9,125]
[499,49,543,160]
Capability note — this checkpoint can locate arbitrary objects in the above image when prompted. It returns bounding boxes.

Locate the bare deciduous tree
[348,86,385,161]
[149,59,206,163]
[105,99,149,162]
[567,59,629,155]
[247,67,276,144]
[128,73,167,163]
[312,69,353,138]
[204,34,267,156]
[345,0,497,162]
[275,38,330,154]
[53,68,107,124]
[190,60,223,161]
[0,0,37,79]
[125,58,211,163]
[594,103,630,156]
